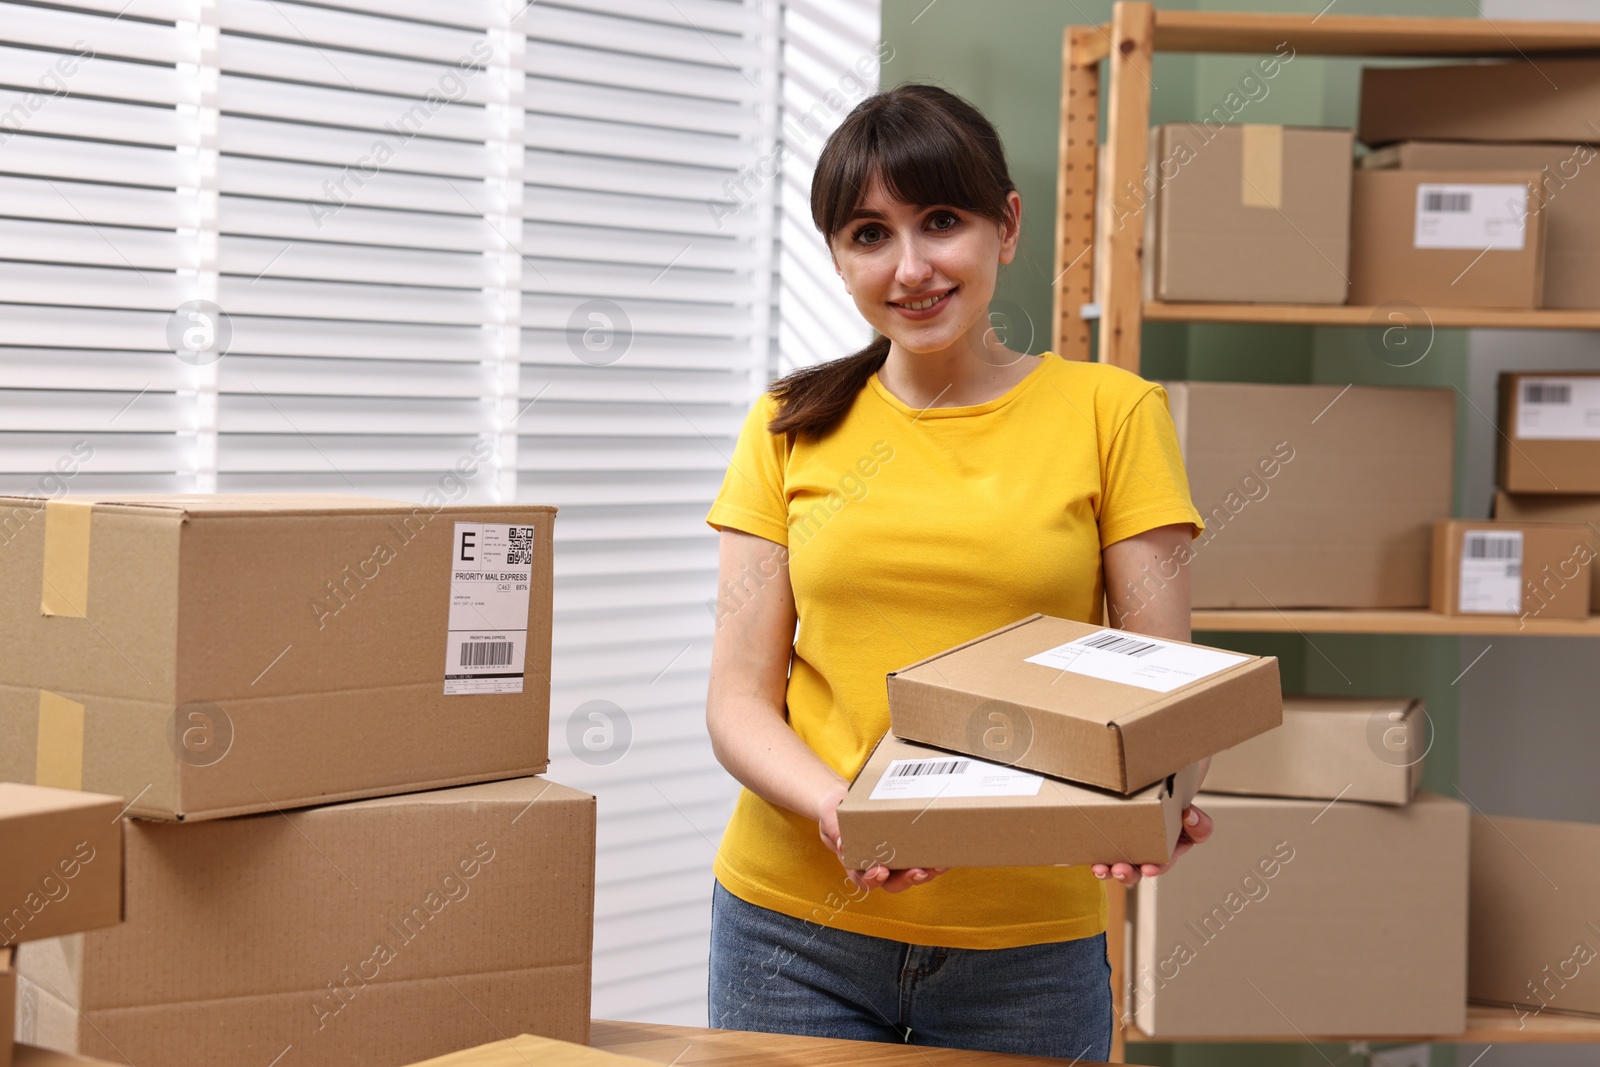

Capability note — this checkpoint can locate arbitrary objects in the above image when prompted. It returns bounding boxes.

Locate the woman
[703,83,1212,1060]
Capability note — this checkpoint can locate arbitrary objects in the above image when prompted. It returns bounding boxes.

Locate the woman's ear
[998,190,1022,266]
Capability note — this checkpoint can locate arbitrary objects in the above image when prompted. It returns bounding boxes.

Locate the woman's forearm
[708,698,848,823]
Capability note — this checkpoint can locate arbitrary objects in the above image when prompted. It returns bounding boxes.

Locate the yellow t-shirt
[704,352,1203,950]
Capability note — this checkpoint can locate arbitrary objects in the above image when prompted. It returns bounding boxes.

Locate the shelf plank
[1138,11,1600,56]
[1191,609,1600,637]
[1143,302,1600,330]
[1125,1002,1600,1044]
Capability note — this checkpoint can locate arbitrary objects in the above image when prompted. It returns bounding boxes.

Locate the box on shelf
[1142,123,1353,304]
[886,615,1280,795]
[1,784,123,947]
[1200,695,1425,806]
[837,734,1202,869]
[1431,520,1592,620]
[1363,141,1600,309]
[1348,169,1546,308]
[1468,813,1600,1019]
[15,778,595,1067]
[1494,490,1600,605]
[0,494,555,820]
[1130,792,1468,1038]
[402,1034,659,1067]
[1497,372,1600,494]
[1164,381,1455,609]
[1359,59,1600,146]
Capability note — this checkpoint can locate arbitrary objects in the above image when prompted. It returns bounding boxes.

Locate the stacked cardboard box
[836,615,1282,869]
[1131,695,1470,1037]
[1,495,596,1067]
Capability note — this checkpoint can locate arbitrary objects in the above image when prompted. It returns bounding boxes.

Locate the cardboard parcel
[1359,59,1600,146]
[837,734,1201,870]
[14,778,595,1067]
[1,784,123,947]
[0,494,555,820]
[1497,372,1600,495]
[1494,490,1600,606]
[1431,520,1592,620]
[886,615,1280,794]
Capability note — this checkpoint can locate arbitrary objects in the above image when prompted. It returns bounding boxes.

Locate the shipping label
[1515,377,1600,440]
[1413,183,1528,251]
[868,755,1044,800]
[444,522,534,695]
[1459,530,1523,615]
[1025,630,1248,694]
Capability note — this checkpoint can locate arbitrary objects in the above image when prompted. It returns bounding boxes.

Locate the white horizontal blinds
[522,0,775,1024]
[0,0,198,493]
[210,0,511,500]
[776,0,880,375]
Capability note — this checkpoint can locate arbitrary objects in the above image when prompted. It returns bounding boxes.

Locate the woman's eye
[853,224,885,245]
[928,212,959,231]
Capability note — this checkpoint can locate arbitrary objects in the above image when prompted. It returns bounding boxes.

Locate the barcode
[507,526,535,566]
[460,641,514,667]
[1423,191,1472,213]
[890,759,969,778]
[1465,533,1521,561]
[1081,632,1162,657]
[1523,382,1572,405]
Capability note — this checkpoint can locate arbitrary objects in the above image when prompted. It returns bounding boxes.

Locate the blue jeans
[707,881,1112,1060]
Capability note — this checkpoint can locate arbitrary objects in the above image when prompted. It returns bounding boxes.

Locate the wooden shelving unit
[1055,4,1600,1060]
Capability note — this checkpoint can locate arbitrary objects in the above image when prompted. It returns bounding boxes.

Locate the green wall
[879,2,1481,1064]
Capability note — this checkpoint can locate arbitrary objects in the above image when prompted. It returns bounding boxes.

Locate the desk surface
[591,1020,1109,1066]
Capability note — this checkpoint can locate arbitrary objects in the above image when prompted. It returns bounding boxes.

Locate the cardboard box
[1,784,123,946]
[1497,372,1600,494]
[1201,695,1424,806]
[1360,60,1600,146]
[13,1048,123,1067]
[1143,123,1352,304]
[1431,520,1592,620]
[403,1035,658,1067]
[1348,169,1546,308]
[1165,381,1455,609]
[1130,792,1468,1037]
[886,615,1280,795]
[0,494,555,820]
[1364,141,1600,309]
[1494,490,1600,605]
[2,947,13,1067]
[1468,814,1600,1019]
[15,777,595,1067]
[836,734,1202,869]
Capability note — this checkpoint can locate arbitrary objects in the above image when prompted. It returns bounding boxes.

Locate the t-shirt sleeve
[1099,384,1205,550]
[705,392,790,546]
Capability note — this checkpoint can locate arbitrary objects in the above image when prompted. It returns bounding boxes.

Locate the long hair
[768,83,1018,441]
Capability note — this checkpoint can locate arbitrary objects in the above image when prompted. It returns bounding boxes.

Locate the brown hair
[767,83,1018,441]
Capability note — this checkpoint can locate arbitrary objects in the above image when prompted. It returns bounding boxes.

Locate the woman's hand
[816,784,950,894]
[1091,803,1213,886]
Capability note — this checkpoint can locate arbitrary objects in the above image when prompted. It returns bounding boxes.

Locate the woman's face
[829,177,1020,357]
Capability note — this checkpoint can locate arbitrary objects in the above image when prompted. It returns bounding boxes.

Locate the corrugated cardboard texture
[0,784,123,947]
[1149,124,1352,304]
[1166,381,1455,608]
[0,494,556,820]
[1365,142,1600,309]
[1431,520,1592,619]
[403,1035,659,1067]
[1468,813,1600,1018]
[1359,60,1600,146]
[886,615,1280,794]
[1498,372,1600,494]
[16,777,595,1067]
[1495,490,1600,605]
[1201,695,1424,806]
[837,734,1201,869]
[1348,169,1546,308]
[1131,792,1468,1037]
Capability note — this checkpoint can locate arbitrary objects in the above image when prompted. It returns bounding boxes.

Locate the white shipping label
[1459,530,1523,615]
[1413,183,1528,251]
[444,522,536,695]
[1025,630,1248,694]
[868,756,1044,800]
[1515,377,1600,440]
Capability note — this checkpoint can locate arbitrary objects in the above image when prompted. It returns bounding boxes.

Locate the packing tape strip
[41,500,93,618]
[1240,124,1283,210]
[36,690,85,791]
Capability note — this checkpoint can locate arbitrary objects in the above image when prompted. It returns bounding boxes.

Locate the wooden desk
[591,1020,1112,1066]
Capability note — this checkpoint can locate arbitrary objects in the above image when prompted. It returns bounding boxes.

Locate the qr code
[507,526,535,565]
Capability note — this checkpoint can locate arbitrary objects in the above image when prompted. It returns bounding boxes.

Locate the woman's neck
[877,330,1037,410]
